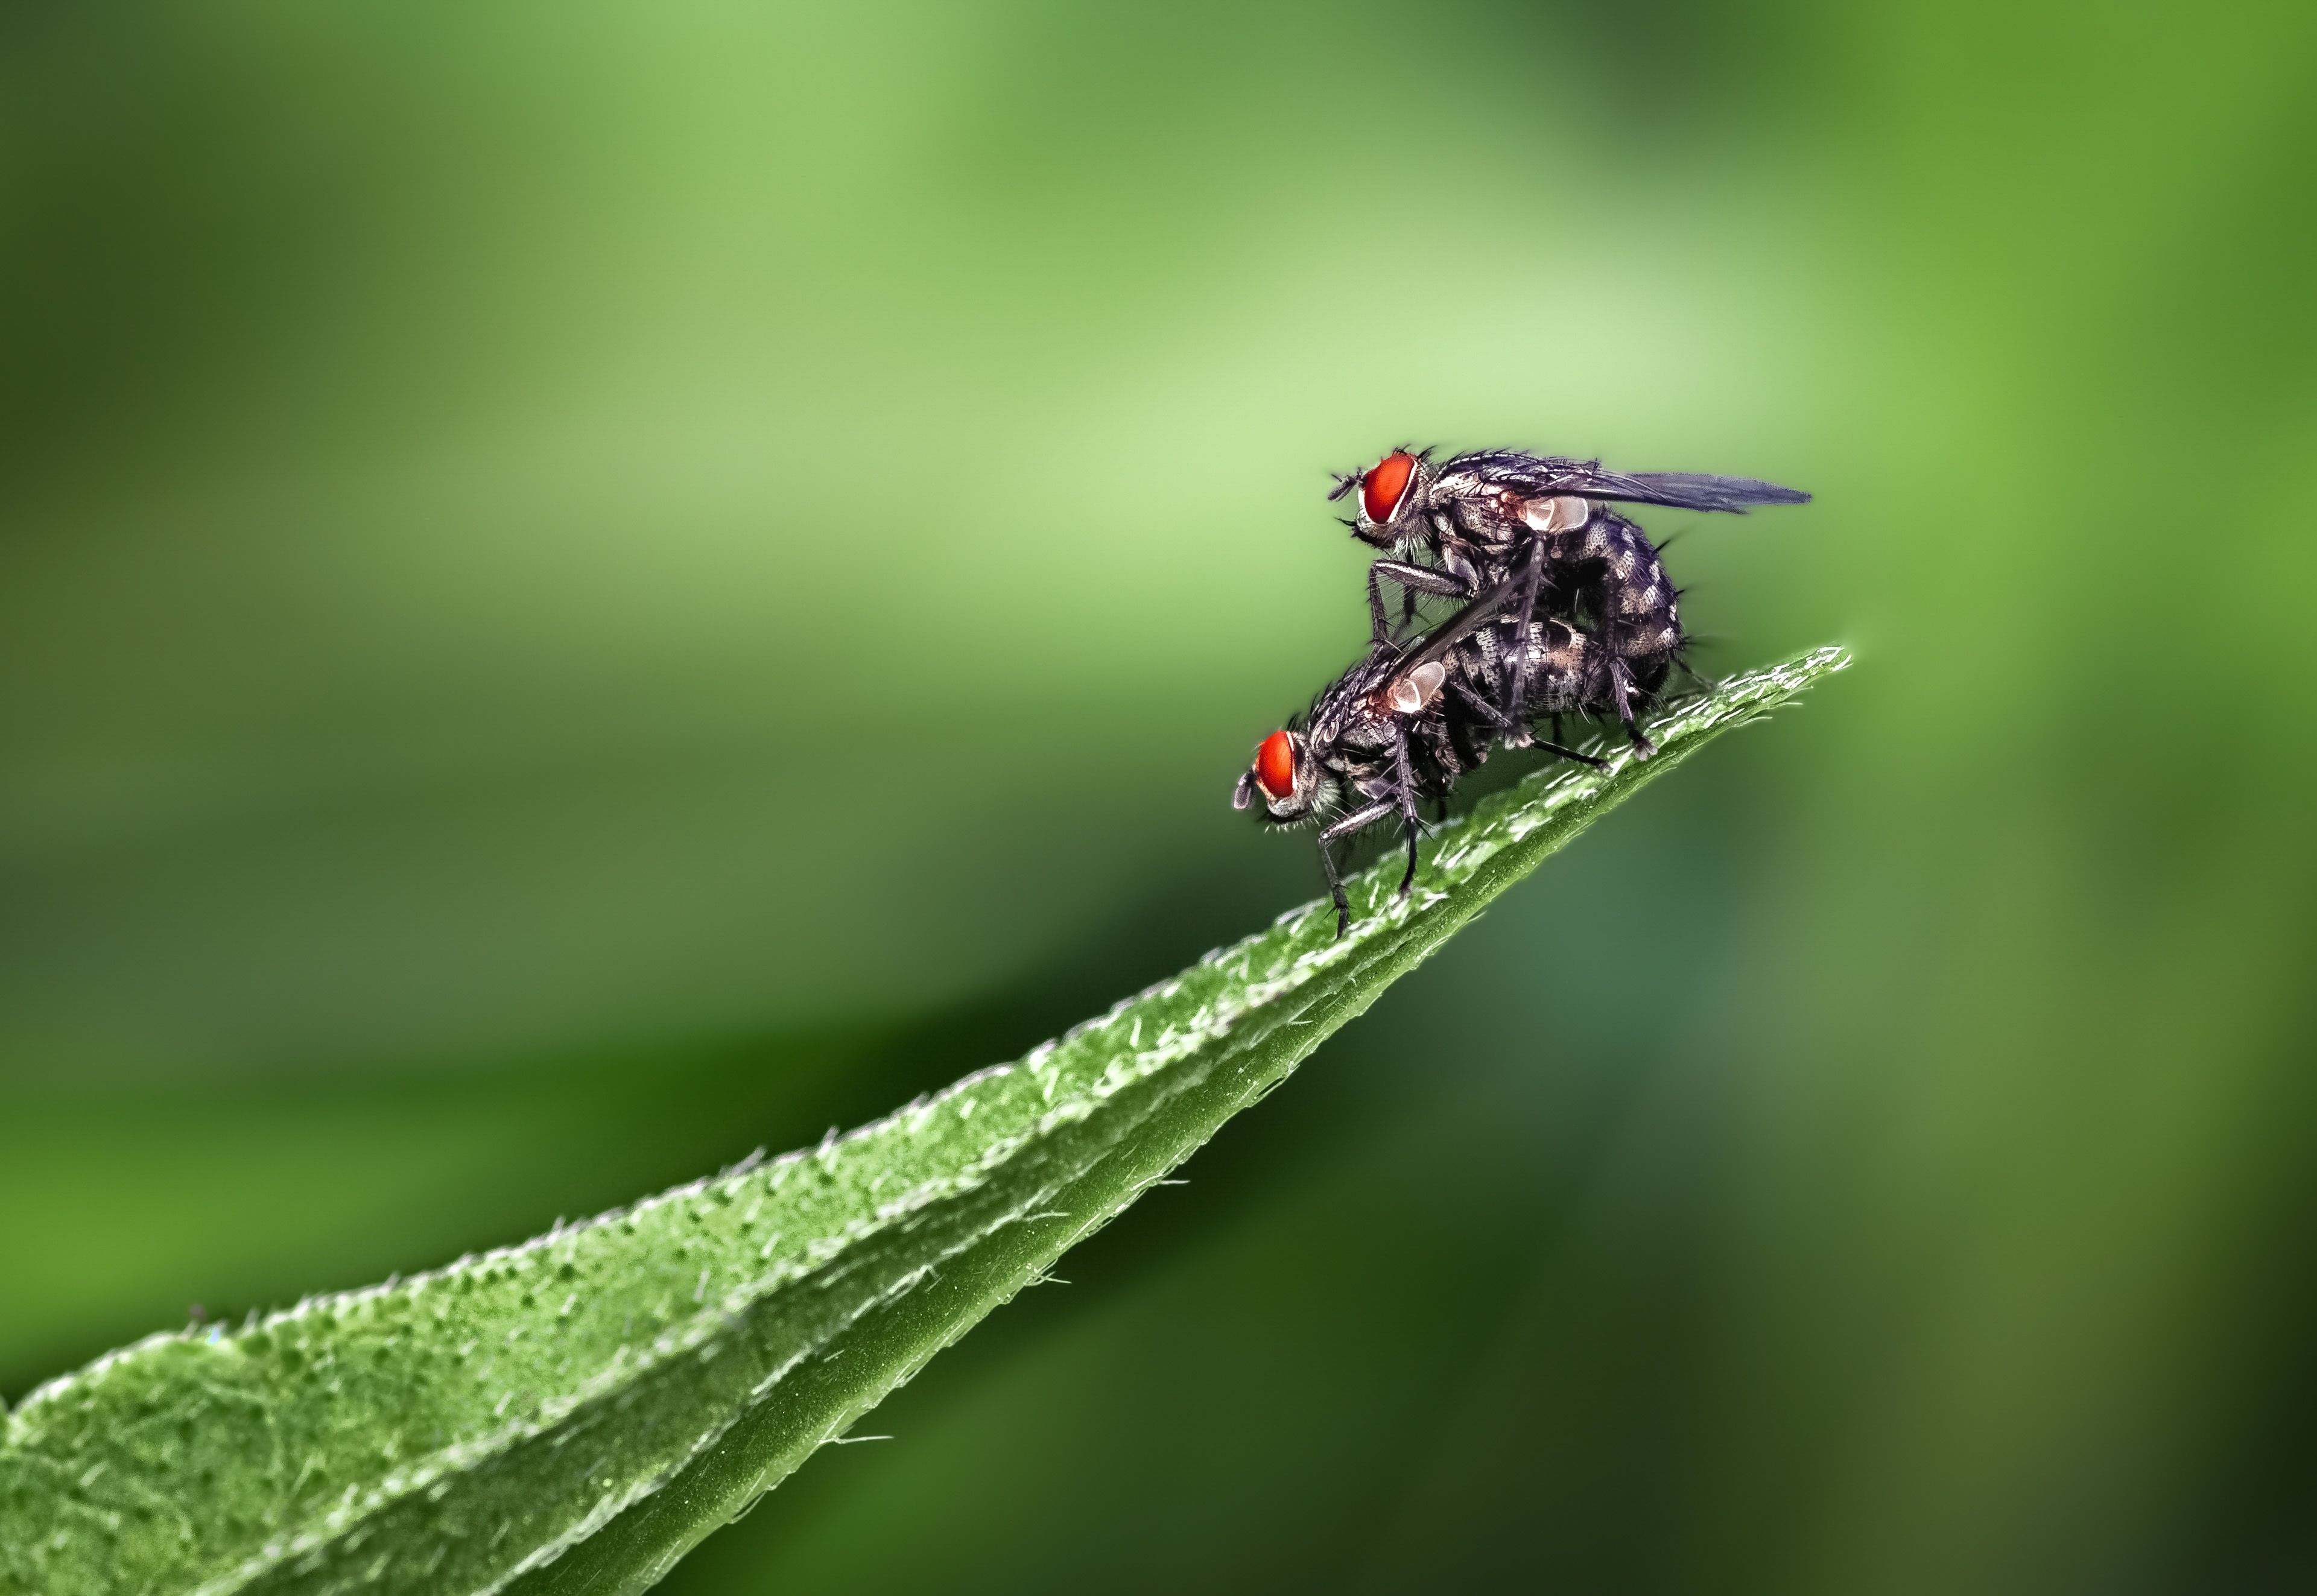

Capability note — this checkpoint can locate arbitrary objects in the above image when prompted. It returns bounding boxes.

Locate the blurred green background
[4,0,2313,1589]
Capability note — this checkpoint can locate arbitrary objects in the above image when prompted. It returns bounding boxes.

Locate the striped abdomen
[1549,510,1683,663]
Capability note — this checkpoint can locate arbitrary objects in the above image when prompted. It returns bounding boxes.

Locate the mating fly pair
[1237,446,1811,936]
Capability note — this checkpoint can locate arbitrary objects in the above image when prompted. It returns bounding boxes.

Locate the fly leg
[1317,800,1395,937]
[1450,679,1515,735]
[1536,737,1608,768]
[1392,731,1423,899]
[1316,839,1348,940]
[1499,543,1548,736]
[1606,657,1656,758]
[1366,560,1472,643]
[1451,681,1605,770]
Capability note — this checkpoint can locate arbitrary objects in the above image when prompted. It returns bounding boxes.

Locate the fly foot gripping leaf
[0,645,1848,1596]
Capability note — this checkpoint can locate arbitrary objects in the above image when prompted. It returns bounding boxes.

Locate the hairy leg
[1606,659,1656,757]
[1501,545,1546,724]
[1392,732,1422,898]
[1365,559,1472,642]
[1317,799,1396,936]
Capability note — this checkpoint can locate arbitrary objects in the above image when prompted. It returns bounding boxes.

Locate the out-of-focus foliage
[2,0,2310,1591]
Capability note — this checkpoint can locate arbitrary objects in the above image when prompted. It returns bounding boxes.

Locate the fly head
[1330,447,1435,551]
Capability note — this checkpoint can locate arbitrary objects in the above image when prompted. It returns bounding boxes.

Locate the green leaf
[0,646,1848,1596]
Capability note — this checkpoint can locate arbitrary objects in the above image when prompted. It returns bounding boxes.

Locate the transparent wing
[1538,465,1810,513]
[1455,450,1810,513]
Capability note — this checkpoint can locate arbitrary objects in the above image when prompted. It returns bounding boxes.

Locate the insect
[1234,580,1613,937]
[1328,448,1809,753]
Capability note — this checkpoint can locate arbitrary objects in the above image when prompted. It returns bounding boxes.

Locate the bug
[1328,448,1809,753]
[1234,580,1614,937]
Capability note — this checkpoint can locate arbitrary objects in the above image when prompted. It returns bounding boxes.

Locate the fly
[1329,448,1809,753]
[1234,577,1614,937]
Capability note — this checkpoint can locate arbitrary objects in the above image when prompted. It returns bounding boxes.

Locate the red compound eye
[1255,731,1296,800]
[1361,452,1416,525]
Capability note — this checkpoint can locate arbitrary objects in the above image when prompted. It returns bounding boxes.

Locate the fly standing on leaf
[1330,448,1810,755]
[1234,579,1615,938]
